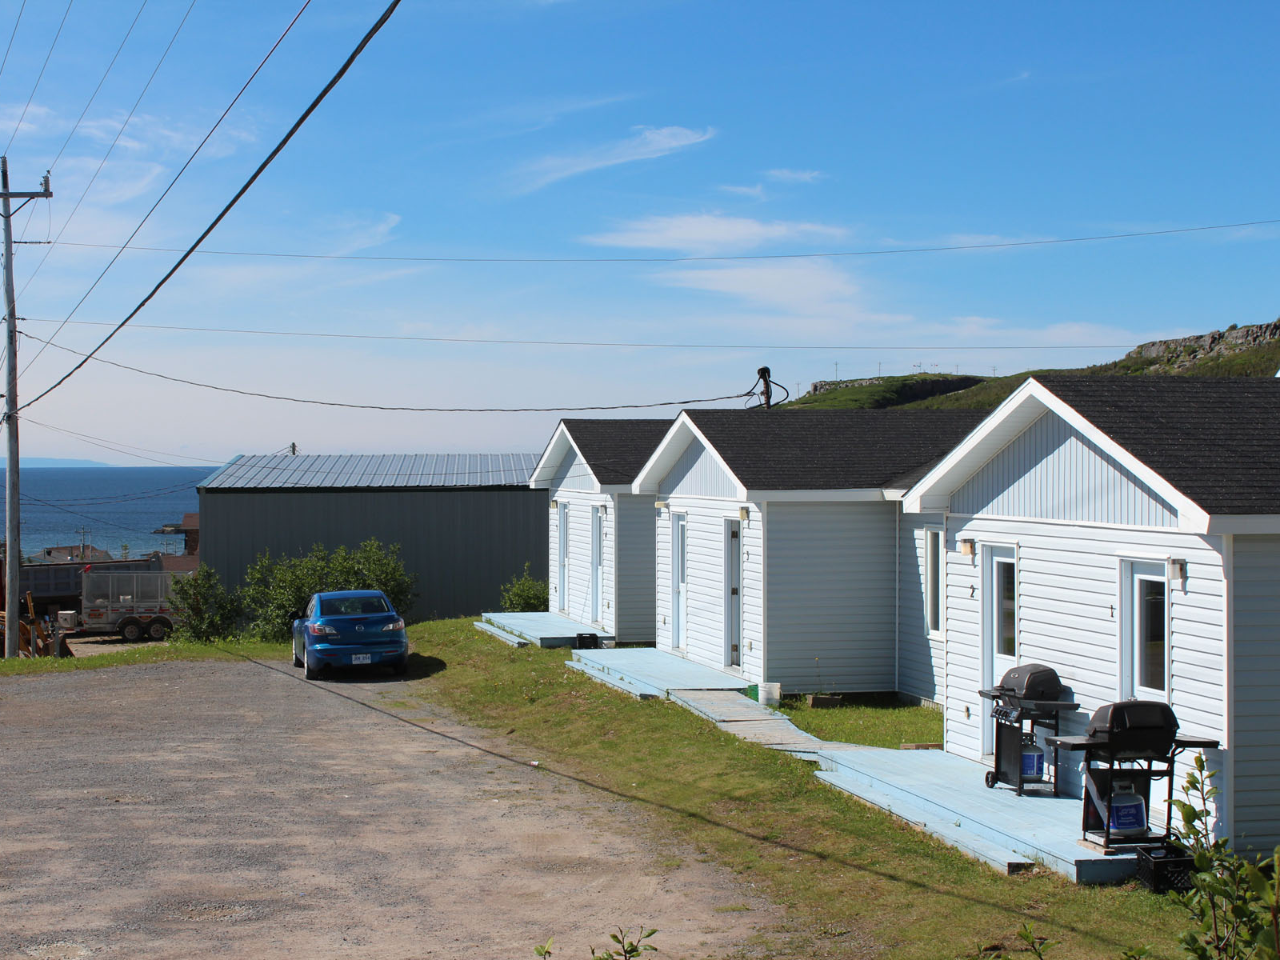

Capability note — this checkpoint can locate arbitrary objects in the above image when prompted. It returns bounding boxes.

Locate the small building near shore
[199,453,547,621]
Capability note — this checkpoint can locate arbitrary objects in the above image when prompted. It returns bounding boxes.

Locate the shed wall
[548,490,613,632]
[200,487,547,621]
[614,493,657,642]
[898,511,946,704]
[1230,534,1280,853]
[953,412,1178,527]
[764,501,897,694]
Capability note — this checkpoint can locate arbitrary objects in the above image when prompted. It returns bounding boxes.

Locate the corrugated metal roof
[199,453,539,490]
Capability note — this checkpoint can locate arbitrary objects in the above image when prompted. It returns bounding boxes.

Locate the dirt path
[0,660,779,959]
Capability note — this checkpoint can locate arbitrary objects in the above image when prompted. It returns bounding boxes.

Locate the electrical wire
[20,490,163,537]
[18,334,753,411]
[46,0,150,174]
[19,0,402,410]
[15,216,1280,264]
[15,315,1138,352]
[0,0,27,81]
[13,0,197,304]
[4,0,75,154]
[20,0,313,376]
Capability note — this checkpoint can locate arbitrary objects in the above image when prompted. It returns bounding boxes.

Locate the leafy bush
[170,564,243,643]
[500,562,549,612]
[1173,755,1280,960]
[240,539,417,642]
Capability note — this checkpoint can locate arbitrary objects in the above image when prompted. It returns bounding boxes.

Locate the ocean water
[0,467,211,559]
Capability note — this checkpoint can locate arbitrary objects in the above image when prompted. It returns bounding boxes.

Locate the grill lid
[996,663,1064,702]
[1085,700,1179,758]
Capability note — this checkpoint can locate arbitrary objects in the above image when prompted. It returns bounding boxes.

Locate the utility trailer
[59,570,188,642]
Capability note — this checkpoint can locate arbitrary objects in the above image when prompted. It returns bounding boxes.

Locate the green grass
[0,638,290,677]
[400,618,1185,960]
[778,694,944,748]
[782,374,983,410]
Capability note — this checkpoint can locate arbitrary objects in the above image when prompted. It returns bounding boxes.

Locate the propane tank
[1109,781,1148,837]
[1020,742,1045,782]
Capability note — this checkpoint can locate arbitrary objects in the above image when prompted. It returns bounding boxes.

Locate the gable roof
[1034,376,1280,515]
[634,408,987,497]
[530,419,671,490]
[903,375,1280,530]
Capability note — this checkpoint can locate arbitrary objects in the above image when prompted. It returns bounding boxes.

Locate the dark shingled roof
[561,419,672,485]
[683,409,987,490]
[1035,376,1280,515]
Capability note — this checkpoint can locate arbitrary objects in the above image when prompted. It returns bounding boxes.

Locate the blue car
[291,590,409,680]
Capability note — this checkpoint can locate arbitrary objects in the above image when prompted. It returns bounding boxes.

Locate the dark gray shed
[198,453,547,621]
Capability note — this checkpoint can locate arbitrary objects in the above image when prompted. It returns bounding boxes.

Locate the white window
[925,528,943,635]
[995,557,1017,659]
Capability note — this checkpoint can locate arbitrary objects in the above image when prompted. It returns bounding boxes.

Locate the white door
[725,520,741,667]
[982,545,1018,754]
[557,502,569,612]
[672,514,688,649]
[591,506,603,624]
[1122,560,1168,701]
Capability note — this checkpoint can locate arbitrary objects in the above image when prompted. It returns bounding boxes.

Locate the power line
[19,0,312,377]
[13,0,197,304]
[0,0,28,81]
[19,331,753,411]
[4,0,75,155]
[14,216,1280,265]
[20,0,403,411]
[15,315,1137,352]
[46,0,150,174]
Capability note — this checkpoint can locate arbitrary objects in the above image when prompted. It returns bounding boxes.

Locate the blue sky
[2,0,1277,463]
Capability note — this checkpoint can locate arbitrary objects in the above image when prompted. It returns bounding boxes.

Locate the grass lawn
[0,638,290,677]
[779,693,944,748]
[401,618,1186,960]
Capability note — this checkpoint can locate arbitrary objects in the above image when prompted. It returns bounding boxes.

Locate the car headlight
[382,619,405,632]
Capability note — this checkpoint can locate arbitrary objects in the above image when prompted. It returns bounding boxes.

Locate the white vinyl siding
[944,515,1227,809]
[655,499,764,682]
[547,489,613,631]
[765,501,897,694]
[551,447,595,493]
[953,412,1178,527]
[899,512,945,703]
[613,493,657,643]
[1230,534,1280,854]
[658,439,739,499]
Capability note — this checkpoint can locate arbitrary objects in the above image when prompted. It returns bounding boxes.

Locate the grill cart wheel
[985,770,997,788]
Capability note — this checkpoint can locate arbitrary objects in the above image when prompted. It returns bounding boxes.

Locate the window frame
[924,526,944,637]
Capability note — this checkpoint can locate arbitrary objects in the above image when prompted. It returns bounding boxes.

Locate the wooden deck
[475,612,615,648]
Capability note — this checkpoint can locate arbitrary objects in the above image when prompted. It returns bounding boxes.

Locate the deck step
[564,660,660,700]
[815,770,1035,876]
[472,621,529,648]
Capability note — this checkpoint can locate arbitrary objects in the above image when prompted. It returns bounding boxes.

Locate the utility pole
[2,157,51,659]
[76,526,90,559]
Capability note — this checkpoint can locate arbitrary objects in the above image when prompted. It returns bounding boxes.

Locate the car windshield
[319,596,390,616]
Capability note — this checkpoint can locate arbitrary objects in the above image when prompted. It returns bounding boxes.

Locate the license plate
[351,654,372,665]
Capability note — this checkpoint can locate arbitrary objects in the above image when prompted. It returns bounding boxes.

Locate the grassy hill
[788,321,1280,412]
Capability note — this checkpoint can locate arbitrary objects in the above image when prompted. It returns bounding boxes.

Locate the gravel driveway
[0,658,778,959]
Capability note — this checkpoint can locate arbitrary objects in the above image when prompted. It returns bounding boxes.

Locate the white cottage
[631,408,984,692]
[902,375,1280,852]
[529,419,671,642]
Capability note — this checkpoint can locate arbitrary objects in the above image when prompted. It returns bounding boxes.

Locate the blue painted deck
[475,612,615,648]
[815,746,1135,884]
[569,648,749,698]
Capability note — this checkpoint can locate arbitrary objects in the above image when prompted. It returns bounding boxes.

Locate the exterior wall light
[958,538,976,557]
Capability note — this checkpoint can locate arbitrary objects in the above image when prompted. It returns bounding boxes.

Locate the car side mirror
[288,611,302,622]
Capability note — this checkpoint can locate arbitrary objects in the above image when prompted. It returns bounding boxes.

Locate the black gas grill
[979,664,1080,795]
[1048,700,1218,850]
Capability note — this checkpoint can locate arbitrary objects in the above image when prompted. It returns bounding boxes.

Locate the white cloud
[585,213,845,256]
[718,183,765,200]
[765,168,825,183]
[512,125,715,192]
[657,259,860,317]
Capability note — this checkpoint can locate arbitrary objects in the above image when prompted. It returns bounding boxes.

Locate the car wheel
[119,621,142,643]
[147,620,169,641]
[293,642,304,668]
[303,648,320,681]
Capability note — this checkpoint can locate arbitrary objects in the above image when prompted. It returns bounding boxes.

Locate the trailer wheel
[147,620,170,641]
[119,620,143,643]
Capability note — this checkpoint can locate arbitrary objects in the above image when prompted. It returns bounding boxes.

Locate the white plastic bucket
[758,682,781,706]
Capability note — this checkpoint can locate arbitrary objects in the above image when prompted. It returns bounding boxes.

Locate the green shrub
[170,565,243,643]
[240,539,417,642]
[500,562,549,612]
